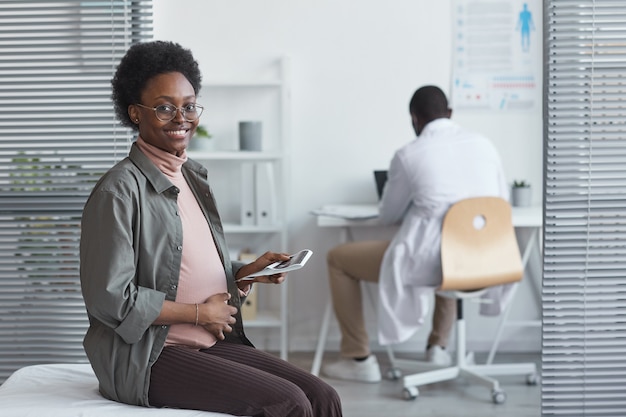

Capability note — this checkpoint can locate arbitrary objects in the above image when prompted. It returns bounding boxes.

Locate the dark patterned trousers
[149,342,343,417]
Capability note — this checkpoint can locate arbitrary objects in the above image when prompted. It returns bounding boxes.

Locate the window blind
[0,1,152,383]
[544,1,626,415]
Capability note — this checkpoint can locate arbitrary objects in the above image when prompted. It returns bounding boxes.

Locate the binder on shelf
[240,163,256,226]
[254,162,277,226]
[241,287,258,321]
[238,250,259,321]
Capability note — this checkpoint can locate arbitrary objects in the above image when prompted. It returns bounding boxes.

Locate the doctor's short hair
[409,85,450,121]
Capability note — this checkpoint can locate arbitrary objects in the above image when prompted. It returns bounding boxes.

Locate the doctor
[322,85,510,383]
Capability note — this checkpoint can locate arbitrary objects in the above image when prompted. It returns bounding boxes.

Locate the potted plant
[511,180,532,207]
[188,124,214,151]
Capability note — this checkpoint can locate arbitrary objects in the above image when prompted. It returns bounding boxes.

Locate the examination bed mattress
[0,363,237,417]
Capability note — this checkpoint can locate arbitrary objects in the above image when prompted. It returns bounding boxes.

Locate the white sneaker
[322,355,382,383]
[426,345,451,366]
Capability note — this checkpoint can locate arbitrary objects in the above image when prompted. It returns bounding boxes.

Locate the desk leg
[311,226,349,376]
[311,300,333,376]
[525,228,543,306]
[486,227,540,365]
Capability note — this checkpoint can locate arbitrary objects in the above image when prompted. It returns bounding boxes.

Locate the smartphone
[237,249,313,281]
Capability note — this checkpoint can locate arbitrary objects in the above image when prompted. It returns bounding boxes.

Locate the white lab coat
[377,118,512,345]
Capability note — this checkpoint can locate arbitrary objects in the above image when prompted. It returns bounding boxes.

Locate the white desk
[311,204,542,376]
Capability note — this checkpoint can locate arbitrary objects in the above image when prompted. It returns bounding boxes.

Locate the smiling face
[128,72,199,156]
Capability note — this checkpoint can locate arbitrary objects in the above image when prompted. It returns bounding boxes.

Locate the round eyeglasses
[135,103,204,122]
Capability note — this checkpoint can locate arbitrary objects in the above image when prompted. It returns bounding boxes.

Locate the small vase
[511,187,532,207]
[239,121,262,151]
[188,138,215,152]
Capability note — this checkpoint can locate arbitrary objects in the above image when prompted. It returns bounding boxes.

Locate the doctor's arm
[378,153,411,225]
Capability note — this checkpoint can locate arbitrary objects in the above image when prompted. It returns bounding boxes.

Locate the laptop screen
[373,170,388,200]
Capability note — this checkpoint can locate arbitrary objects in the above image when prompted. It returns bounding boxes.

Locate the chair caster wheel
[403,387,418,401]
[526,372,540,385]
[386,368,402,380]
[492,389,506,404]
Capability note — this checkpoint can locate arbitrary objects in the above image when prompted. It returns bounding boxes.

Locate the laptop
[373,170,388,200]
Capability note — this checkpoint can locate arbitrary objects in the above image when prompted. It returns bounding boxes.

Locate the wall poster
[451,0,541,111]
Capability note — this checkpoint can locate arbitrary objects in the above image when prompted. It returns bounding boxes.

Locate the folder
[238,251,259,321]
[241,287,258,321]
[240,162,256,226]
[254,162,276,226]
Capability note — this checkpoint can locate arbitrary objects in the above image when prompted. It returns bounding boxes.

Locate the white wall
[154,0,543,354]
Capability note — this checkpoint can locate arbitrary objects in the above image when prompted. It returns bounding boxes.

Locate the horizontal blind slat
[0,0,152,383]
[544,0,626,415]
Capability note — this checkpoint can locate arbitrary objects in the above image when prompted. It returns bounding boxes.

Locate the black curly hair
[111,40,202,130]
[409,85,449,122]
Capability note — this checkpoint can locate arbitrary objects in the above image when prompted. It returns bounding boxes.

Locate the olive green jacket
[80,143,251,406]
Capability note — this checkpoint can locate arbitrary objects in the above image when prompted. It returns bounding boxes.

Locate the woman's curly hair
[111,41,202,130]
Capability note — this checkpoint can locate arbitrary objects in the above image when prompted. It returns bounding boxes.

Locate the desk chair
[390,197,538,404]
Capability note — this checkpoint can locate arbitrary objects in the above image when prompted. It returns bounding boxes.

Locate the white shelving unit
[187,57,290,359]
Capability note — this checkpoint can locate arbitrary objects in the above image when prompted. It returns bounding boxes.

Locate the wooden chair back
[439,197,524,291]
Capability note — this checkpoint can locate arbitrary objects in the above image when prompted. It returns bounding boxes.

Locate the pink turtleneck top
[136,136,225,349]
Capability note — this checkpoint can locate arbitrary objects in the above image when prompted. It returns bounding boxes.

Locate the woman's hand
[235,251,290,287]
[198,293,238,340]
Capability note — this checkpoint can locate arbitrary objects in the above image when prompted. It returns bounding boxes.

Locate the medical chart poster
[451,0,540,111]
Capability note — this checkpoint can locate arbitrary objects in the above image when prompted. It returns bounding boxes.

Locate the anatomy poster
[451,0,541,111]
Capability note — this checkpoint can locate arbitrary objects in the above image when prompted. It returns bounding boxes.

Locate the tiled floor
[288,351,541,417]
